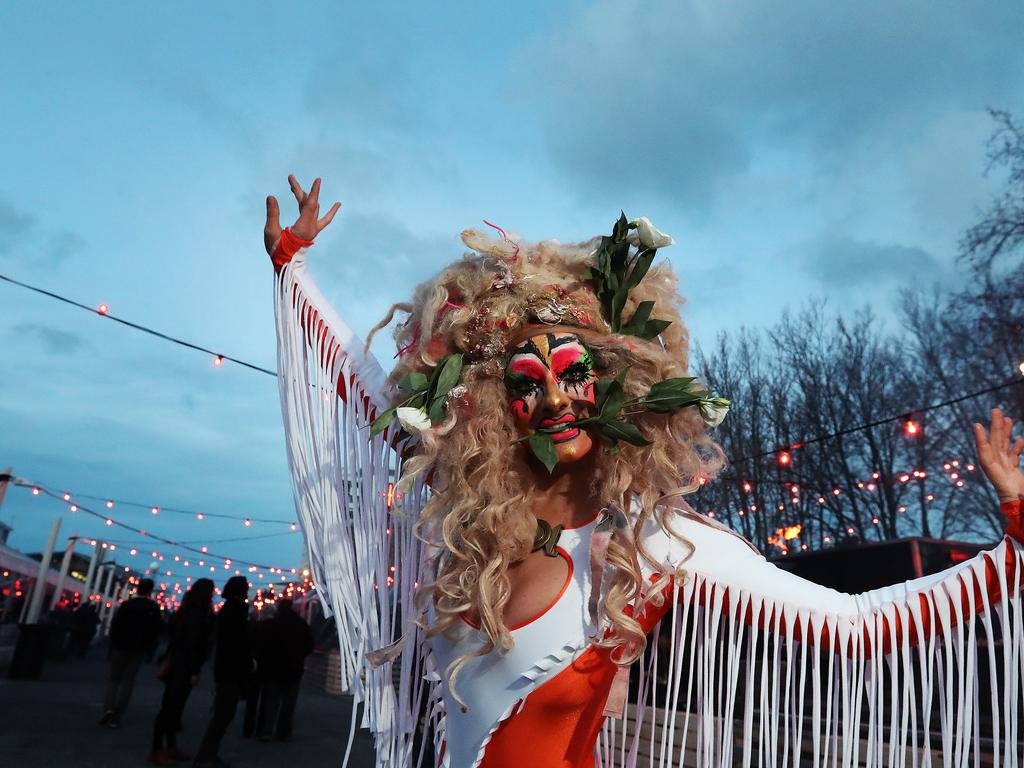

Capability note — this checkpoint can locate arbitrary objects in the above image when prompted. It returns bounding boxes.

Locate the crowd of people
[81,576,315,768]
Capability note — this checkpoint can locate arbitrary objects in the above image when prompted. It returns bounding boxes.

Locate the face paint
[504,332,598,467]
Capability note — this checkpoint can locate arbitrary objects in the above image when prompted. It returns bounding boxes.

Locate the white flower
[699,398,730,428]
[396,406,432,434]
[631,217,675,249]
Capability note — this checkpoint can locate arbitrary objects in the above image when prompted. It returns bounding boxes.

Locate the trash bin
[8,623,51,679]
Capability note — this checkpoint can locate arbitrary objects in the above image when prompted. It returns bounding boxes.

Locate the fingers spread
[991,409,1004,453]
[308,177,322,207]
[288,174,307,205]
[265,195,280,228]
[318,202,342,230]
[974,422,991,454]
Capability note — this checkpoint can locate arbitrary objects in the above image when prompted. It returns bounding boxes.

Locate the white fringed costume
[272,236,1024,768]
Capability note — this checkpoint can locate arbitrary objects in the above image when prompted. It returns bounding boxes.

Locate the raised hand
[264,174,342,255]
[974,408,1024,503]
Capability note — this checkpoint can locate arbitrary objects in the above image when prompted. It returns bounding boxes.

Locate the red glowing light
[904,419,920,437]
[213,355,224,367]
[386,482,396,509]
[97,304,109,315]
[32,487,40,495]
[777,451,791,466]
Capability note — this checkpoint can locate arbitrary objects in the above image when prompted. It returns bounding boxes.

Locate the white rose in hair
[698,397,730,428]
[396,406,432,434]
[631,217,675,249]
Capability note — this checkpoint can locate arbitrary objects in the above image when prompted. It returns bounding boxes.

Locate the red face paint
[503,333,598,461]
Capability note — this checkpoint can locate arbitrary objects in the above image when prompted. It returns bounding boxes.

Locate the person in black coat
[194,576,252,768]
[69,601,100,657]
[150,579,214,767]
[257,599,314,741]
[100,578,162,727]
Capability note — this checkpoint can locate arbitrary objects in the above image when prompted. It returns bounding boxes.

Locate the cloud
[802,237,944,288]
[11,322,87,355]
[46,230,87,267]
[517,1,1024,209]
[0,199,85,267]
[0,200,36,255]
[130,64,263,157]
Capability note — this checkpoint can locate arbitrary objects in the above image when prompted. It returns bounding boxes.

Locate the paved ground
[0,644,375,768]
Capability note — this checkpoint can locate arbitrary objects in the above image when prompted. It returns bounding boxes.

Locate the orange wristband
[271,228,315,270]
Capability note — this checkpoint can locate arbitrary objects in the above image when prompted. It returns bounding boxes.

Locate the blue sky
[1,2,1022,586]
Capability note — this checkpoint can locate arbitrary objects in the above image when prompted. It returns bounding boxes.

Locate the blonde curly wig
[365,225,726,699]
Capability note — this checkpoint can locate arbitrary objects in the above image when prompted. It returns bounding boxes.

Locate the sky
[1,2,1022,586]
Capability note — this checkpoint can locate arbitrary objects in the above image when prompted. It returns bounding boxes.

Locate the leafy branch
[517,370,730,472]
[586,212,672,339]
[370,353,465,439]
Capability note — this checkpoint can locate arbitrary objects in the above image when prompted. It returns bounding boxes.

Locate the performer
[265,175,1024,768]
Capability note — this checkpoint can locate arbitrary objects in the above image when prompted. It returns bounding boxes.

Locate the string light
[777,451,791,466]
[0,273,277,376]
[14,477,294,526]
[97,304,109,315]
[213,355,224,367]
[904,419,921,437]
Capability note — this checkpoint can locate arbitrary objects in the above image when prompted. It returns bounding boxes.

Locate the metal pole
[100,571,120,635]
[18,579,34,622]
[95,564,113,610]
[25,516,61,623]
[0,467,12,516]
[83,542,104,599]
[50,534,78,610]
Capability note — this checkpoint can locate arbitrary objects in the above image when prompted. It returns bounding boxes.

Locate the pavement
[0,644,375,768]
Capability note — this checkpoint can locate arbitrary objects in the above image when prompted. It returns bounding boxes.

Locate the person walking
[69,600,100,657]
[257,599,313,741]
[241,605,273,739]
[193,575,252,768]
[100,578,162,727]
[150,579,214,767]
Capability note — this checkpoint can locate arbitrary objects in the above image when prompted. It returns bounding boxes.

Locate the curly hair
[365,227,726,702]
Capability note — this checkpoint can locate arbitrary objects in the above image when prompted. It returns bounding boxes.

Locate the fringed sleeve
[272,232,432,768]
[615,502,1024,767]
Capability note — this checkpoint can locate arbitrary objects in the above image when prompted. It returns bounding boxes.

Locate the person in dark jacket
[194,576,252,768]
[100,578,163,727]
[257,599,314,741]
[241,606,273,738]
[150,579,214,767]
[69,600,100,657]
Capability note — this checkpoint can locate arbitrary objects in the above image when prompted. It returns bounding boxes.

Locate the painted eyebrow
[506,338,548,368]
[547,334,584,351]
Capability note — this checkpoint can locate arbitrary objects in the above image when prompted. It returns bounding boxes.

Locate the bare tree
[695,110,1024,553]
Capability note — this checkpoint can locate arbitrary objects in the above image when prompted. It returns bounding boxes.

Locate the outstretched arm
[639,409,1024,654]
[266,175,389,419]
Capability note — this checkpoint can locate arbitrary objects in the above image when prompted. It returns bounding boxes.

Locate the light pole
[83,542,105,600]
[50,534,79,610]
[25,517,61,624]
